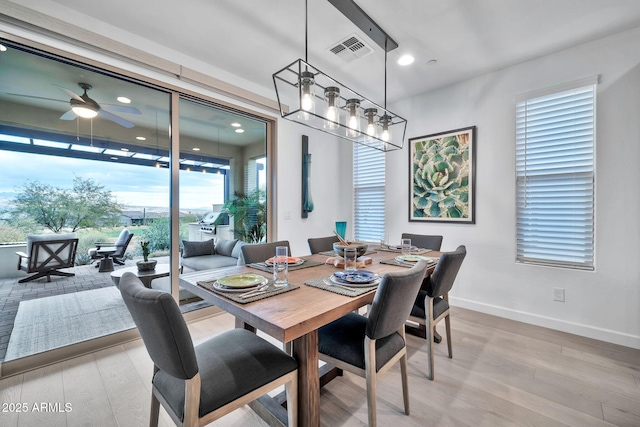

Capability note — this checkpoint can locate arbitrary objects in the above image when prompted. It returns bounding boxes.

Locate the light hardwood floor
[0,307,638,426]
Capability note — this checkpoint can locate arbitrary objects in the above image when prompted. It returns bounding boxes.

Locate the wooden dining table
[179,247,439,427]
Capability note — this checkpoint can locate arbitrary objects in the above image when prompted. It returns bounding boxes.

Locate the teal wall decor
[302,135,314,218]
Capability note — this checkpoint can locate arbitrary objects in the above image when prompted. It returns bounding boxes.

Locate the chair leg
[444,312,452,359]
[399,327,410,415]
[149,392,160,427]
[364,337,378,427]
[426,297,435,381]
[285,373,298,427]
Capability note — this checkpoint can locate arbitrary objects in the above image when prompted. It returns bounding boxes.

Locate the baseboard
[450,297,640,350]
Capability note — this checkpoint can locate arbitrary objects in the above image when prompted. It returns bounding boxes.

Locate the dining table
[179,246,439,427]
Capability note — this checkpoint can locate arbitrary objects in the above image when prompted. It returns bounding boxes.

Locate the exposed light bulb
[324,87,340,130]
[345,99,361,137]
[298,71,315,121]
[380,114,392,142]
[364,108,378,140]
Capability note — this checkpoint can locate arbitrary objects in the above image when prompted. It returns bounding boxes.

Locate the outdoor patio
[0,256,205,362]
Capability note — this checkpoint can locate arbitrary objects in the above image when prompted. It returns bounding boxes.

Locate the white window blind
[516,79,596,270]
[353,143,385,242]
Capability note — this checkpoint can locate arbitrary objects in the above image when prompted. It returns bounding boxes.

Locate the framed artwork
[409,126,476,223]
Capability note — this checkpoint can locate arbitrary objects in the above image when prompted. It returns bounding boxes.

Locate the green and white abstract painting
[409,126,476,223]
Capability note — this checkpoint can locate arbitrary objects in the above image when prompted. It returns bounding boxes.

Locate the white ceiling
[29,0,640,104]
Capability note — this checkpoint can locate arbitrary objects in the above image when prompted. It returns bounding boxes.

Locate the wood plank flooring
[0,307,638,427]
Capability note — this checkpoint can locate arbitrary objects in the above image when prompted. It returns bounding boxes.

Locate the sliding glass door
[0,37,270,367]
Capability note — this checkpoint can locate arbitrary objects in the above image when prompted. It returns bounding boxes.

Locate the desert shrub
[0,217,42,243]
[75,230,110,265]
[138,218,188,255]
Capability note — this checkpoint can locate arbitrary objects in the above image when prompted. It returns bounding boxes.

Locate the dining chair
[240,240,292,264]
[318,260,428,427]
[400,233,443,251]
[409,245,466,380]
[307,235,340,254]
[118,272,299,427]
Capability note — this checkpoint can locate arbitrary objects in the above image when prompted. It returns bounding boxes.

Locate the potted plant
[136,240,157,271]
[215,188,267,243]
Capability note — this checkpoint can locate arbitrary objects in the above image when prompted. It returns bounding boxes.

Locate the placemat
[318,249,377,257]
[377,246,432,254]
[380,257,438,268]
[305,276,378,297]
[197,278,299,304]
[248,259,324,273]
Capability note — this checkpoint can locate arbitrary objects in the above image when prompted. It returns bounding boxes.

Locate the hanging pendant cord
[384,37,388,109]
[305,0,308,63]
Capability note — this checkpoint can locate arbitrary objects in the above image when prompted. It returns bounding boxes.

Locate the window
[515,76,597,270]
[353,143,385,242]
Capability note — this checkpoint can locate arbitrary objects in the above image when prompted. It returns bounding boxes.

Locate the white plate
[213,276,268,293]
[329,274,380,288]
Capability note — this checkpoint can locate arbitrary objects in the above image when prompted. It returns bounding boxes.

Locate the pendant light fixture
[272,0,407,152]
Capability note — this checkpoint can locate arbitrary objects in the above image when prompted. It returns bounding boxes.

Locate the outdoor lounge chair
[88,229,133,267]
[16,233,79,283]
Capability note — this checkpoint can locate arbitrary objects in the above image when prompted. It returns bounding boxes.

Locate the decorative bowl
[333,242,368,257]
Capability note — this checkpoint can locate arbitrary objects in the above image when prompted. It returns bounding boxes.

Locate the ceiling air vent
[328,34,373,63]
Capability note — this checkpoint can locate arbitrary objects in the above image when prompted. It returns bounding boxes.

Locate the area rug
[5,287,135,361]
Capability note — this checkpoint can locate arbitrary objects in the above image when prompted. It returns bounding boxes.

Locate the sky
[0,151,225,212]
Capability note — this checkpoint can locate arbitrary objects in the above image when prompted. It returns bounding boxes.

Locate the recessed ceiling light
[136,136,146,141]
[231,122,242,127]
[0,44,7,52]
[193,147,201,151]
[117,96,131,104]
[397,54,415,66]
[427,59,438,65]
[235,129,245,133]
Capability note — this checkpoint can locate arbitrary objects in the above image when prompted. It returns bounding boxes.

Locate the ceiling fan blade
[98,109,135,128]
[100,103,142,115]
[60,110,77,120]
[7,93,67,103]
[52,84,84,102]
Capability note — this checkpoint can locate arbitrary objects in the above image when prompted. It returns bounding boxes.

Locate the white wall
[274,121,353,256]
[388,26,640,349]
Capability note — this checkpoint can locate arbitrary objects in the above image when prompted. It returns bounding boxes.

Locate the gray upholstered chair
[409,245,466,380]
[88,228,134,266]
[307,235,340,254]
[400,233,443,251]
[240,240,292,264]
[318,260,428,427]
[118,272,299,427]
[15,233,79,283]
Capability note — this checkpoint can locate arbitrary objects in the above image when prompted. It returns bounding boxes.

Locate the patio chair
[16,233,79,283]
[88,228,133,267]
[118,272,299,427]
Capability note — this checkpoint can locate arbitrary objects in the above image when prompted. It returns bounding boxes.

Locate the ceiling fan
[10,82,142,128]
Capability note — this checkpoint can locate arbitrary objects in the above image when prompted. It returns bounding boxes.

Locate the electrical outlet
[283,210,291,220]
[553,288,565,302]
